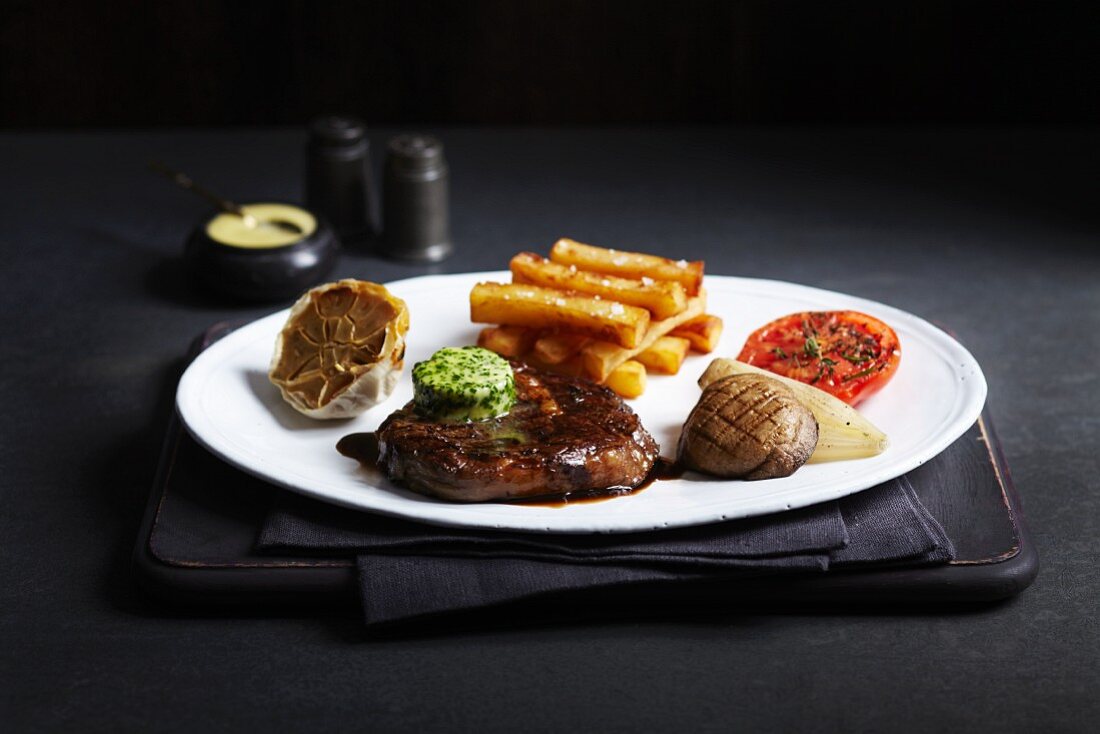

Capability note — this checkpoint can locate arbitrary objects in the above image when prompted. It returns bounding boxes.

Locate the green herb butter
[412,346,516,422]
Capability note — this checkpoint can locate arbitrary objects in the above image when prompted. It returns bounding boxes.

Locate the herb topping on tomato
[736,310,901,405]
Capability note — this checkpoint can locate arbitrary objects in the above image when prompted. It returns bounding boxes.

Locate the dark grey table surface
[2,127,1098,732]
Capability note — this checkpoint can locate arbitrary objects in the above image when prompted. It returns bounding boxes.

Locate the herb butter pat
[412,347,517,421]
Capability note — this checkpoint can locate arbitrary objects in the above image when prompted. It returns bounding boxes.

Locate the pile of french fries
[470,238,724,398]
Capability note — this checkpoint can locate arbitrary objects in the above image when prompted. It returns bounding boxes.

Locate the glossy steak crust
[376,362,659,502]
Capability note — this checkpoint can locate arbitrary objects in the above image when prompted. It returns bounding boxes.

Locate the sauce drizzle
[336,432,380,466]
[512,457,683,507]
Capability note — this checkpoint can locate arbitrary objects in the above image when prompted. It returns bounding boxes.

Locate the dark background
[2,0,1097,127]
[4,2,1100,732]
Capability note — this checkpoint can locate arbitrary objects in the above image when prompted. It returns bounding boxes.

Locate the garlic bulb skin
[678,373,818,480]
[269,280,410,420]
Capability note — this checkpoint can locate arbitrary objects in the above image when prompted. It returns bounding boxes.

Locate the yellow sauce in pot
[205,203,317,249]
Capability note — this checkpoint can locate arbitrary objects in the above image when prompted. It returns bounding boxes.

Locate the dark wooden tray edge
[132,413,1038,609]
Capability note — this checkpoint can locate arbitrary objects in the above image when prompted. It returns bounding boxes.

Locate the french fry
[510,252,688,319]
[635,335,691,375]
[604,360,647,399]
[470,282,650,348]
[477,325,537,358]
[581,292,706,381]
[668,314,724,353]
[549,238,704,296]
[532,332,591,365]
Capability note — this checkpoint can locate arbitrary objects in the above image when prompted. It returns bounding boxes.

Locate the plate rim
[176,272,987,534]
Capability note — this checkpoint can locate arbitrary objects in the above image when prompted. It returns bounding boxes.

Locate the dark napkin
[258,474,953,625]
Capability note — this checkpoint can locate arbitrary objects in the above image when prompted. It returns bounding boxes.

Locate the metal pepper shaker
[305,115,377,243]
[381,134,453,262]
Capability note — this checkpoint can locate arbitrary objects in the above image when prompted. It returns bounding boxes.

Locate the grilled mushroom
[677,373,818,480]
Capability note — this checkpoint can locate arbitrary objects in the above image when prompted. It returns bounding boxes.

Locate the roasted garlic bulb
[269,280,409,419]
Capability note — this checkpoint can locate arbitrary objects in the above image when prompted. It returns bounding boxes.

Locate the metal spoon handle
[149,161,245,216]
[150,161,303,235]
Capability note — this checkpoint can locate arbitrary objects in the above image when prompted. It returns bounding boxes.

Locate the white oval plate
[176,272,986,534]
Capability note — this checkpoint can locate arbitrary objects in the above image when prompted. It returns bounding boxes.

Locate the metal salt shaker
[305,115,378,243]
[382,134,453,262]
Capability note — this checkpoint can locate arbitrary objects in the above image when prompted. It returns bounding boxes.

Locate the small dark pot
[184,208,340,302]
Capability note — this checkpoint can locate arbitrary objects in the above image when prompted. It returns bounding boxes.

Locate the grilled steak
[375,362,659,502]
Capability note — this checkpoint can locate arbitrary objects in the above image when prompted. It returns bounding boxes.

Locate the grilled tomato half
[736,310,900,406]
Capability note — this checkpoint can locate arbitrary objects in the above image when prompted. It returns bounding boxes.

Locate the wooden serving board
[131,325,1038,613]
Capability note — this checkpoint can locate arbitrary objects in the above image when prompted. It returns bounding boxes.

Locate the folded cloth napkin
[258,475,953,625]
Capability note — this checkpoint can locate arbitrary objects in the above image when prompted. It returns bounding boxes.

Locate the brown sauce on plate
[510,457,684,507]
[337,432,380,466]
